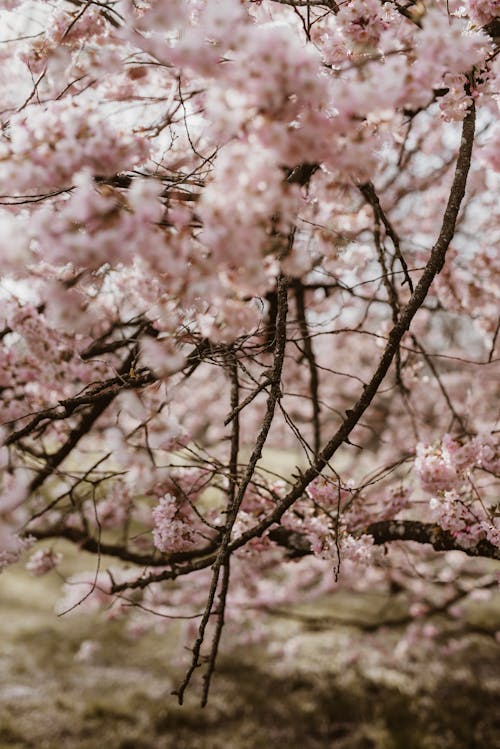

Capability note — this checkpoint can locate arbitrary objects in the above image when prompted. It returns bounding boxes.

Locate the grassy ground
[1,551,499,749]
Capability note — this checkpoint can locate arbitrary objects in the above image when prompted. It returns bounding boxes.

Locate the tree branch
[231,98,476,549]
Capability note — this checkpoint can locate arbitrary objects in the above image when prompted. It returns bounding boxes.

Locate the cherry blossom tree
[0,0,499,705]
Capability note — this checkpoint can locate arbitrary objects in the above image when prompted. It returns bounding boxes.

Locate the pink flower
[152,487,209,554]
[415,442,459,492]
[336,0,389,49]
[466,0,500,26]
[26,548,62,576]
[439,74,473,122]
[0,99,149,193]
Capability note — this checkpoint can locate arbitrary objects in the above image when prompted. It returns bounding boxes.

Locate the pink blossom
[439,74,473,122]
[0,99,149,193]
[441,434,480,473]
[477,432,500,472]
[197,298,263,343]
[0,532,33,572]
[409,602,429,618]
[466,0,500,26]
[0,0,499,678]
[152,492,207,554]
[341,533,378,565]
[336,0,389,49]
[415,442,459,492]
[26,548,62,576]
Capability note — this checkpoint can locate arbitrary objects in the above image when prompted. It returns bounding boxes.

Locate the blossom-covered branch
[1,0,499,705]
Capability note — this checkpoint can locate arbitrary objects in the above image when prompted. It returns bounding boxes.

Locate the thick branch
[269,521,500,561]
[367,520,500,560]
[23,351,145,492]
[27,526,220,566]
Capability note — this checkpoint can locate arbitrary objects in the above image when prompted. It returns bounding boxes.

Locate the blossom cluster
[439,74,474,122]
[466,0,500,25]
[336,0,389,49]
[198,141,300,293]
[152,493,201,553]
[0,99,148,193]
[32,171,164,271]
[0,0,499,671]
[415,434,500,550]
[415,433,499,493]
[429,490,500,549]
[26,547,62,576]
[0,532,33,573]
[19,4,108,75]
[281,488,379,569]
[0,300,107,421]
[151,468,216,553]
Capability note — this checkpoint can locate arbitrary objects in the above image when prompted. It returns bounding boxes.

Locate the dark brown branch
[5,369,155,445]
[293,279,321,457]
[201,558,230,708]
[224,378,270,426]
[27,526,220,566]
[65,0,122,28]
[269,521,500,561]
[488,315,500,363]
[268,0,338,8]
[285,162,320,185]
[359,181,414,292]
[367,520,500,560]
[368,201,407,392]
[20,351,146,492]
[28,393,118,493]
[200,352,240,706]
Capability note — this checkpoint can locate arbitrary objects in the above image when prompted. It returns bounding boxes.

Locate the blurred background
[1,542,499,749]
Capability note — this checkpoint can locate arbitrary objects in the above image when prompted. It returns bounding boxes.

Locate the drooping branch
[175,275,289,705]
[5,369,155,446]
[9,349,147,492]
[200,351,241,707]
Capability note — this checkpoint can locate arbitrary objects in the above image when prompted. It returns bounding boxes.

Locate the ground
[1,545,499,749]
